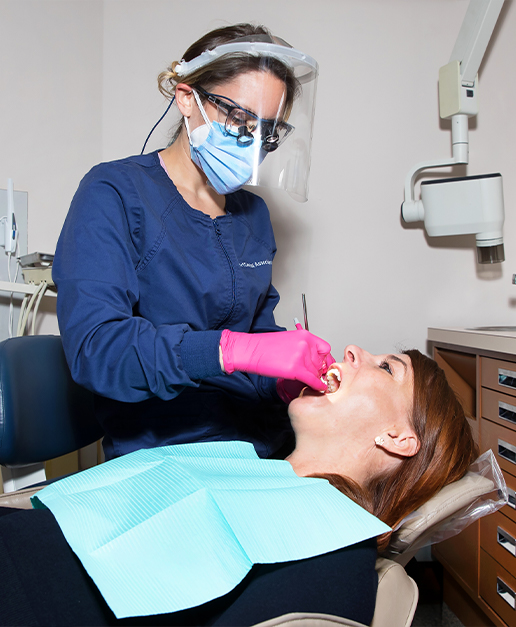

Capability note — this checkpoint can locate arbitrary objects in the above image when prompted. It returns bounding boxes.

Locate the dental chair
[0,335,499,627]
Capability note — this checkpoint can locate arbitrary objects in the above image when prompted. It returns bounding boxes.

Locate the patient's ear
[377,429,420,458]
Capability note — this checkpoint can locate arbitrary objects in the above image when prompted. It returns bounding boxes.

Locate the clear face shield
[175,38,318,202]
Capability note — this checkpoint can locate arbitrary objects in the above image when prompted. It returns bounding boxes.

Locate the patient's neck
[285,438,376,486]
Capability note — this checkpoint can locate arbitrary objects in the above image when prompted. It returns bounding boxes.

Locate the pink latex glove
[220,329,332,392]
[276,323,336,403]
[293,320,335,372]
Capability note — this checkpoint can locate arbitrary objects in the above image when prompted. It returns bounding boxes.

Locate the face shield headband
[174,40,318,86]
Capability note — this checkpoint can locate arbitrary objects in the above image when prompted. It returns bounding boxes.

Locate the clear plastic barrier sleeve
[383,449,508,559]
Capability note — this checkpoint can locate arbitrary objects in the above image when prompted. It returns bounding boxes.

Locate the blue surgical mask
[184,91,260,195]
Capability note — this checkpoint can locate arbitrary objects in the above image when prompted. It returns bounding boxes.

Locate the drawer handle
[498,439,516,465]
[497,577,516,609]
[498,527,516,556]
[499,368,516,390]
[509,488,516,510]
[500,401,516,425]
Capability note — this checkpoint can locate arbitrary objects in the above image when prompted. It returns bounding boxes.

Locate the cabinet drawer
[483,388,516,432]
[480,549,516,626]
[482,418,516,479]
[503,473,516,525]
[481,510,516,573]
[483,357,516,398]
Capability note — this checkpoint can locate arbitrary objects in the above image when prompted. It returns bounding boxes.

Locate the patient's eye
[379,360,393,375]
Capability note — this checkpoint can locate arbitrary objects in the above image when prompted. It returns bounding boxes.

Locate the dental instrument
[302,293,309,331]
[401,0,506,264]
[294,294,310,331]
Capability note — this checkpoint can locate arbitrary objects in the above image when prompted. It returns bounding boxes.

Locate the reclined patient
[0,345,477,627]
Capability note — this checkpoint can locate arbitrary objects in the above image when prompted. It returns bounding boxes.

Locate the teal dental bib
[32,441,389,619]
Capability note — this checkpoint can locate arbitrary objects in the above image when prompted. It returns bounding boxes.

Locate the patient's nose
[343,345,362,367]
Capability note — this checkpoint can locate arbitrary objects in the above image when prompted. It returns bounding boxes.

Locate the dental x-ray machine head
[401,0,505,264]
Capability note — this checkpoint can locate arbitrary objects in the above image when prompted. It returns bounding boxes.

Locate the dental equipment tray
[18,252,55,286]
[18,252,54,268]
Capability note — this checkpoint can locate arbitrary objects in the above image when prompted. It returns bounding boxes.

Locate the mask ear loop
[192,89,212,126]
[184,117,193,143]
[184,89,212,146]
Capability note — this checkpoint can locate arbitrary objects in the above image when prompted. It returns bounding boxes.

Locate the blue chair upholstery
[0,335,103,467]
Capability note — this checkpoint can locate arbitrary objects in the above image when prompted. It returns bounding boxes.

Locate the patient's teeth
[327,368,341,381]
[324,368,341,394]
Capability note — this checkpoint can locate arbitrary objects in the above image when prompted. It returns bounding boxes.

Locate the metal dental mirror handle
[294,293,309,331]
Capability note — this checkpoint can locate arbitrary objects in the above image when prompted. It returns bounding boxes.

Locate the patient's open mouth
[323,368,341,394]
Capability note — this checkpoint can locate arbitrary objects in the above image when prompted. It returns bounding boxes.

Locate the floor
[406,560,466,627]
[412,602,465,627]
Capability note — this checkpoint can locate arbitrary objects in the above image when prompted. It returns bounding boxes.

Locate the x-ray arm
[450,0,504,86]
[402,0,504,210]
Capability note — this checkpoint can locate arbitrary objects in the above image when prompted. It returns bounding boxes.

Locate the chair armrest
[251,558,418,627]
[370,558,418,627]
[252,612,368,626]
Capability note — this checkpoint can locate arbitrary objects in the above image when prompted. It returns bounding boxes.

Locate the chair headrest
[382,449,507,564]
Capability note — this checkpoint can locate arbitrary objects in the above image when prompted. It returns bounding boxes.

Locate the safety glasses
[196,87,294,152]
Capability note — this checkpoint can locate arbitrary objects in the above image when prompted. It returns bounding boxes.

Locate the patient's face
[288,345,414,444]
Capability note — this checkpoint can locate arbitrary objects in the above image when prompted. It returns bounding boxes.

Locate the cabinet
[480,357,516,626]
[429,328,516,627]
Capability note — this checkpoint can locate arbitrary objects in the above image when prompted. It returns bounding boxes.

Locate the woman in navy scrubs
[52,23,331,462]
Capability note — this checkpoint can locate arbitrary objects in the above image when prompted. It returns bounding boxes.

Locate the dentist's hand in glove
[275,322,336,403]
[219,329,333,392]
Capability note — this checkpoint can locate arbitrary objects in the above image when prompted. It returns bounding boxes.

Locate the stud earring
[374,436,385,446]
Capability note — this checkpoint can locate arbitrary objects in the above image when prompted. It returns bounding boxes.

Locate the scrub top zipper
[213,218,236,328]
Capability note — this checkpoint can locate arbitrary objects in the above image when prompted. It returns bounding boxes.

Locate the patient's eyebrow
[388,355,408,376]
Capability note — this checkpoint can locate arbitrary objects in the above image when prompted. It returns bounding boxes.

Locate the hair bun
[170,61,181,80]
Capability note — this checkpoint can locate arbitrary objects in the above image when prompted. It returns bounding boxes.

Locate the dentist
[52,23,331,461]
